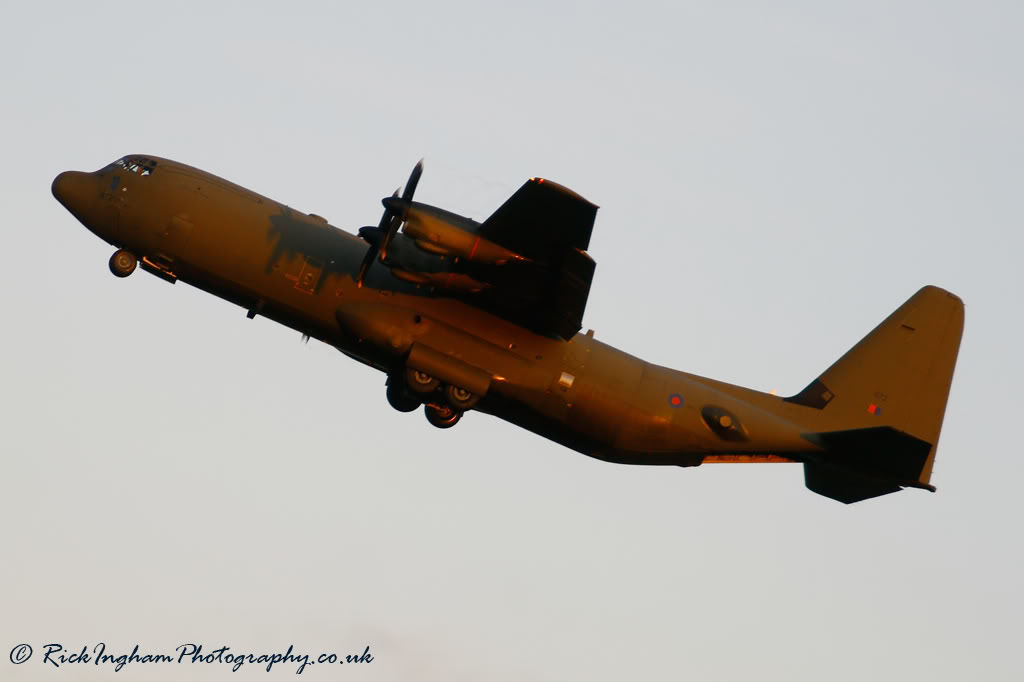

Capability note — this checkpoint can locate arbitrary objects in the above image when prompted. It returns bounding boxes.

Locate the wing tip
[528,177,598,207]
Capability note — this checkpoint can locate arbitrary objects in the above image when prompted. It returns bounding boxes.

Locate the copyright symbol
[10,644,32,664]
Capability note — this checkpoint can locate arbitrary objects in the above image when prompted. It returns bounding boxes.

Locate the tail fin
[785,286,965,503]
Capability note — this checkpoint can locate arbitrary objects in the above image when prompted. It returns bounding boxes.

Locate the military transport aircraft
[52,156,964,503]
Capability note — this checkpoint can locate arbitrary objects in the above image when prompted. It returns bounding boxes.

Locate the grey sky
[2,1,1022,679]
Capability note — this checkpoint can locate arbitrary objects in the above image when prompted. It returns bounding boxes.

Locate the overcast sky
[2,1,1022,680]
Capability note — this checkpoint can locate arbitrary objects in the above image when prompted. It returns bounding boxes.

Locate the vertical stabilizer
[786,286,965,501]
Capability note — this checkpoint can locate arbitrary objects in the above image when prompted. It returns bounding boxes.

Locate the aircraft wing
[479,178,597,260]
[467,178,598,339]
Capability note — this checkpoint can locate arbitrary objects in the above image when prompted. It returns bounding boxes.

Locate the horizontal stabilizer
[802,426,935,504]
[804,465,903,504]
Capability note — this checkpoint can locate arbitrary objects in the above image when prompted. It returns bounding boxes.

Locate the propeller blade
[381,163,421,258]
[378,214,402,261]
[358,225,380,245]
[356,190,400,287]
[378,189,399,230]
[355,245,377,288]
[402,159,423,203]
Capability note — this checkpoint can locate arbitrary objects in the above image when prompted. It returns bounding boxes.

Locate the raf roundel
[668,393,684,408]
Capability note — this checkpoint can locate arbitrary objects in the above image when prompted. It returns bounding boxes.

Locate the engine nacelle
[383,198,528,265]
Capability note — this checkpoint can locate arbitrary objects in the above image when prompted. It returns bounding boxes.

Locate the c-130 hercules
[52,156,964,503]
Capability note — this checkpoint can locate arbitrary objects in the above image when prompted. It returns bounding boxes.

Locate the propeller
[355,190,397,287]
[356,160,423,287]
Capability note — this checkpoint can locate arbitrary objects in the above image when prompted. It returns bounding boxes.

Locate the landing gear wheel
[445,384,479,410]
[425,403,461,429]
[109,249,137,278]
[406,367,440,394]
[386,381,421,413]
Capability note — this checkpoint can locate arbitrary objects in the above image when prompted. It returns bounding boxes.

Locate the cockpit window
[113,157,158,176]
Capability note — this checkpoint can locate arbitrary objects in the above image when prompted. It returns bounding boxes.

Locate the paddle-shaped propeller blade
[379,160,422,260]
[356,190,398,287]
[355,242,378,288]
[402,159,423,203]
[355,161,423,288]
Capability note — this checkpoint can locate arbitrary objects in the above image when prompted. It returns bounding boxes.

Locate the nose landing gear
[108,249,137,277]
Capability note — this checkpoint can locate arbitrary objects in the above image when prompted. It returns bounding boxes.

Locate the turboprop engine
[382,198,529,265]
[356,161,528,289]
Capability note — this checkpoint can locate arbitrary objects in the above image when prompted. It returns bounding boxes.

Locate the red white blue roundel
[668,393,684,408]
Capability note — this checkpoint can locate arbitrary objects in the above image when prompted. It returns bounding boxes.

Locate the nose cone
[53,170,116,242]
[52,170,92,216]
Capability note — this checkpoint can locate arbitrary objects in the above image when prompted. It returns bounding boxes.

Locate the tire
[386,382,421,413]
[406,367,440,394]
[109,249,137,277]
[425,403,461,429]
[445,384,479,410]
